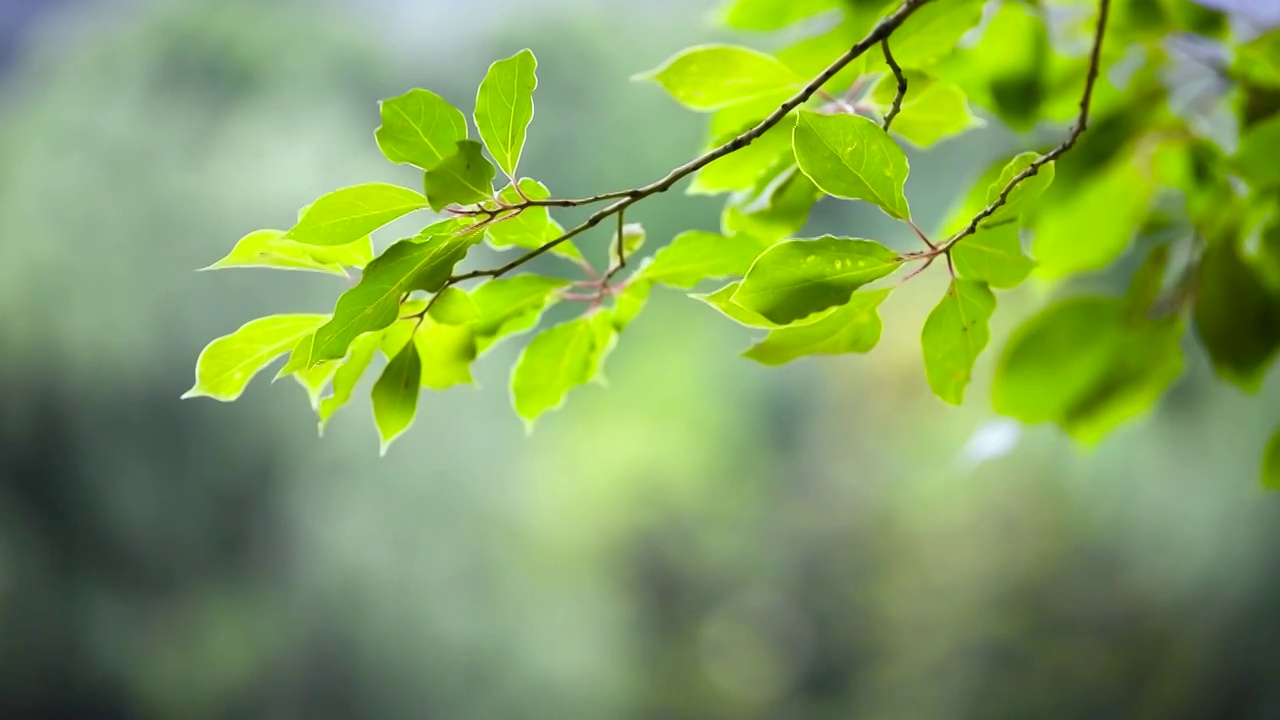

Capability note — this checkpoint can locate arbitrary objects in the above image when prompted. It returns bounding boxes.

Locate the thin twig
[880,39,907,132]
[445,0,932,285]
[940,0,1111,254]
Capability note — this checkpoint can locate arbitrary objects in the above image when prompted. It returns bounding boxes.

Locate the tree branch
[446,0,932,285]
[880,39,907,132]
[940,0,1111,254]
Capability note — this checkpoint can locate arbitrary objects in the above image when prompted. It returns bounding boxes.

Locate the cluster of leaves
[186,0,1280,483]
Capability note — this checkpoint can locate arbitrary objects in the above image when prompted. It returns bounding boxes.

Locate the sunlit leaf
[376,89,468,170]
[869,71,983,148]
[486,179,584,262]
[984,152,1055,228]
[372,340,422,455]
[608,279,652,331]
[318,333,381,434]
[183,314,329,402]
[510,315,613,427]
[636,45,802,111]
[305,231,481,365]
[792,110,911,219]
[641,231,773,289]
[720,0,839,30]
[202,230,374,275]
[471,275,571,354]
[722,169,823,242]
[733,236,901,324]
[951,224,1035,289]
[284,184,428,246]
[1032,158,1152,278]
[689,118,796,195]
[475,49,537,178]
[292,359,340,410]
[889,0,985,68]
[743,289,888,365]
[921,279,996,405]
[422,140,497,211]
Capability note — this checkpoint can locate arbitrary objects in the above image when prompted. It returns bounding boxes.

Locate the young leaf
[776,15,878,94]
[869,71,983,148]
[984,152,1056,228]
[376,89,469,170]
[608,280,652,332]
[510,316,612,427]
[427,287,481,325]
[689,118,795,195]
[292,360,340,410]
[475,49,537,178]
[720,0,839,31]
[1194,236,1280,392]
[792,110,911,220]
[183,314,329,402]
[394,320,478,390]
[422,140,496,211]
[371,340,422,455]
[306,232,480,365]
[617,223,647,256]
[201,230,374,275]
[1263,427,1280,490]
[486,179,584,262]
[318,332,381,434]
[1032,159,1152,278]
[722,169,823,242]
[635,45,802,112]
[921,280,996,405]
[284,184,428,246]
[993,297,1185,443]
[641,231,773,289]
[733,236,902,324]
[471,275,571,354]
[889,0,986,69]
[950,224,1035,289]
[743,289,888,366]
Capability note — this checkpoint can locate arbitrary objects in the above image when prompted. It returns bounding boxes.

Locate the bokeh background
[2,0,1279,717]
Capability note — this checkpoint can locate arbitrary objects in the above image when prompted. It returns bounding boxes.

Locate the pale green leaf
[617,223,647,257]
[486,179,584,262]
[607,279,652,332]
[376,88,468,170]
[720,0,839,30]
[689,117,795,195]
[921,279,996,405]
[733,236,902,324]
[889,0,986,69]
[202,230,374,275]
[722,168,823,242]
[869,71,983,148]
[427,287,480,325]
[292,359,340,410]
[183,314,329,402]
[284,183,428,246]
[641,231,773,289]
[951,224,1035,289]
[372,340,422,455]
[305,231,481,365]
[744,289,888,366]
[422,140,496,211]
[776,14,880,93]
[471,275,570,354]
[984,152,1055,228]
[1032,159,1152,278]
[318,332,380,434]
[510,316,612,427]
[792,110,911,219]
[636,45,802,112]
[475,49,537,178]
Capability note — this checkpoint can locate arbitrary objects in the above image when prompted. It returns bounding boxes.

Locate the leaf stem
[880,39,907,132]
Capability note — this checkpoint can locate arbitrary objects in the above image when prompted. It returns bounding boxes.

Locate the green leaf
[720,0,838,30]
[183,314,329,402]
[617,223,647,257]
[636,45,802,112]
[1263,427,1280,490]
[743,289,888,366]
[889,0,986,69]
[993,297,1184,443]
[318,332,380,434]
[292,359,340,410]
[792,110,911,220]
[776,13,882,94]
[1233,113,1280,190]
[471,275,570,354]
[869,72,983,148]
[382,315,478,391]
[1194,236,1280,392]
[202,230,374,275]
[1032,158,1152,278]
[510,315,613,428]
[951,224,1035,289]
[1122,243,1170,321]
[486,179,584,262]
[921,280,996,405]
[427,287,480,325]
[284,184,428,246]
[689,117,795,195]
[608,279,652,332]
[733,236,901,324]
[371,340,422,455]
[422,140,496,211]
[722,169,823,242]
[984,152,1055,228]
[475,49,537,178]
[641,231,773,289]
[306,231,480,365]
[376,89,468,170]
